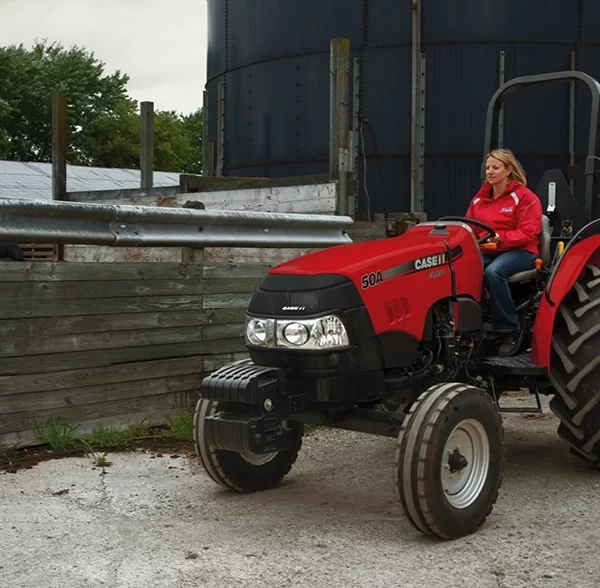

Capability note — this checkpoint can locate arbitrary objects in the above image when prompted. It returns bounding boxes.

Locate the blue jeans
[482,251,537,332]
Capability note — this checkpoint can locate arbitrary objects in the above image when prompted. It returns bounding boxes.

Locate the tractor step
[479,352,547,376]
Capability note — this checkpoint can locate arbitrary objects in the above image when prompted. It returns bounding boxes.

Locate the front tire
[193,397,304,492]
[549,264,600,466]
[394,382,505,539]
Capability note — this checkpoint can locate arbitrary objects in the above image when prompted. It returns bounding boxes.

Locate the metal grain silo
[204,0,600,224]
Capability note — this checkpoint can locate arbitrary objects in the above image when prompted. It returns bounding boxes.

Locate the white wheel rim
[198,399,280,466]
[239,450,278,465]
[441,418,490,509]
[239,420,285,465]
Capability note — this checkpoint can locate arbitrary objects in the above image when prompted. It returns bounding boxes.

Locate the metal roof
[0,160,181,201]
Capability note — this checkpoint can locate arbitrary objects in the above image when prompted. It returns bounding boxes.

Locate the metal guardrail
[0,199,353,248]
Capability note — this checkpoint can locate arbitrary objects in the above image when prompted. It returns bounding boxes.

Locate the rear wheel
[394,382,505,539]
[193,397,304,492]
[549,264,600,466]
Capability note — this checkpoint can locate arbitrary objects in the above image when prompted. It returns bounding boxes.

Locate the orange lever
[535,258,543,270]
[482,243,497,250]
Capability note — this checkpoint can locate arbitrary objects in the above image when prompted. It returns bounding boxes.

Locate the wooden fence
[0,260,270,448]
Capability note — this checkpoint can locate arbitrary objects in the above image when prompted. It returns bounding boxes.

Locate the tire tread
[550,264,600,464]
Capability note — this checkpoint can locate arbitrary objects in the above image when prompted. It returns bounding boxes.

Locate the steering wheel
[436,216,497,246]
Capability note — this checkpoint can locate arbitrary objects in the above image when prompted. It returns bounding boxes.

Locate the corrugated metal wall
[205,0,600,225]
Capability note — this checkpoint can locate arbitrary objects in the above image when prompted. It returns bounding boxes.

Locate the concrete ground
[1,398,600,588]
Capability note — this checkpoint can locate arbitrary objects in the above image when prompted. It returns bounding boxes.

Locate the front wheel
[394,382,505,539]
[193,397,304,492]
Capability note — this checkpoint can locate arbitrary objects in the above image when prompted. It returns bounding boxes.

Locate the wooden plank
[204,247,316,265]
[0,325,208,358]
[0,279,207,301]
[0,311,209,339]
[202,263,272,279]
[203,323,245,340]
[203,293,253,309]
[0,261,206,282]
[202,352,248,371]
[1,374,201,415]
[0,295,207,319]
[63,246,181,263]
[78,183,337,212]
[0,356,204,396]
[202,278,261,294]
[0,339,247,375]
[0,309,245,339]
[0,391,196,435]
[0,277,262,301]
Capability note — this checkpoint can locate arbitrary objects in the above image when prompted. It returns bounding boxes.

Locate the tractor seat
[507,215,551,283]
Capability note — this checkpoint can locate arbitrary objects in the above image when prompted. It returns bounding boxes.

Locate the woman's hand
[488,234,500,244]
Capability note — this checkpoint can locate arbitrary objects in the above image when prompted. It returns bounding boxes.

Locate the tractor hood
[248,220,484,345]
[269,226,457,278]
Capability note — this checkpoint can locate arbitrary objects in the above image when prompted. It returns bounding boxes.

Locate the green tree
[0,40,203,174]
[85,105,203,173]
[180,108,204,174]
[82,99,140,169]
[0,40,130,163]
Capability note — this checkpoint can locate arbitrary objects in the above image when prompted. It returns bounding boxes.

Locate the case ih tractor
[193,71,600,539]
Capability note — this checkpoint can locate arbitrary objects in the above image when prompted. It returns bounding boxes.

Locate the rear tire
[394,382,505,539]
[549,264,600,466]
[193,396,304,492]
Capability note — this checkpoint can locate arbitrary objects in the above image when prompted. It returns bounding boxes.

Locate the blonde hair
[486,148,527,186]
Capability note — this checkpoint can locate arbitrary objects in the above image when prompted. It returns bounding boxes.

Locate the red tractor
[193,71,600,539]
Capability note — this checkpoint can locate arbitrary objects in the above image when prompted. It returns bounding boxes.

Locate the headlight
[282,322,310,346]
[246,319,267,346]
[245,314,350,350]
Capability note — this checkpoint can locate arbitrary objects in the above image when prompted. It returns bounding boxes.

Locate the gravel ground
[1,398,600,588]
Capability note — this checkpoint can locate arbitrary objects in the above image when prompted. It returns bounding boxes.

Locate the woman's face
[486,156,512,186]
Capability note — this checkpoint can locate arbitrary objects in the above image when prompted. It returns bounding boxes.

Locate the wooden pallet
[18,243,58,262]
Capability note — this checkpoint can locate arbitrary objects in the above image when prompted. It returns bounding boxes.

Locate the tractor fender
[531,236,600,368]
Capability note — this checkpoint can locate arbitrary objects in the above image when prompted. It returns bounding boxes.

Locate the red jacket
[465,180,543,256]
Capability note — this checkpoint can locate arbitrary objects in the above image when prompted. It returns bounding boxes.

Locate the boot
[497,328,524,357]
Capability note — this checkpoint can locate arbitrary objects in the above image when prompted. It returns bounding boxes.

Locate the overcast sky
[0,0,208,114]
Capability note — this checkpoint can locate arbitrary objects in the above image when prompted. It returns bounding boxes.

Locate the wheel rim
[201,399,280,466]
[441,418,490,509]
[238,450,278,465]
[239,420,286,465]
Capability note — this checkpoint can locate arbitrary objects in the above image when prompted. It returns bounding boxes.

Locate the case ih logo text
[414,253,447,271]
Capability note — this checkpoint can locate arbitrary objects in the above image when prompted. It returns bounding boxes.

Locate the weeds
[23,413,195,466]
[0,444,16,460]
[159,412,194,441]
[33,417,95,456]
[94,454,111,468]
[87,426,134,449]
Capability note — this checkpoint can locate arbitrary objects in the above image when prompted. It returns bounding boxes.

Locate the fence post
[52,93,67,202]
[52,92,67,260]
[140,101,154,190]
[202,90,210,176]
[180,180,205,263]
[330,38,351,216]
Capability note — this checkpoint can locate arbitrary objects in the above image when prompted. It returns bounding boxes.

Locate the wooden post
[329,38,351,216]
[52,92,67,261]
[52,93,67,202]
[140,101,154,190]
[202,90,210,177]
